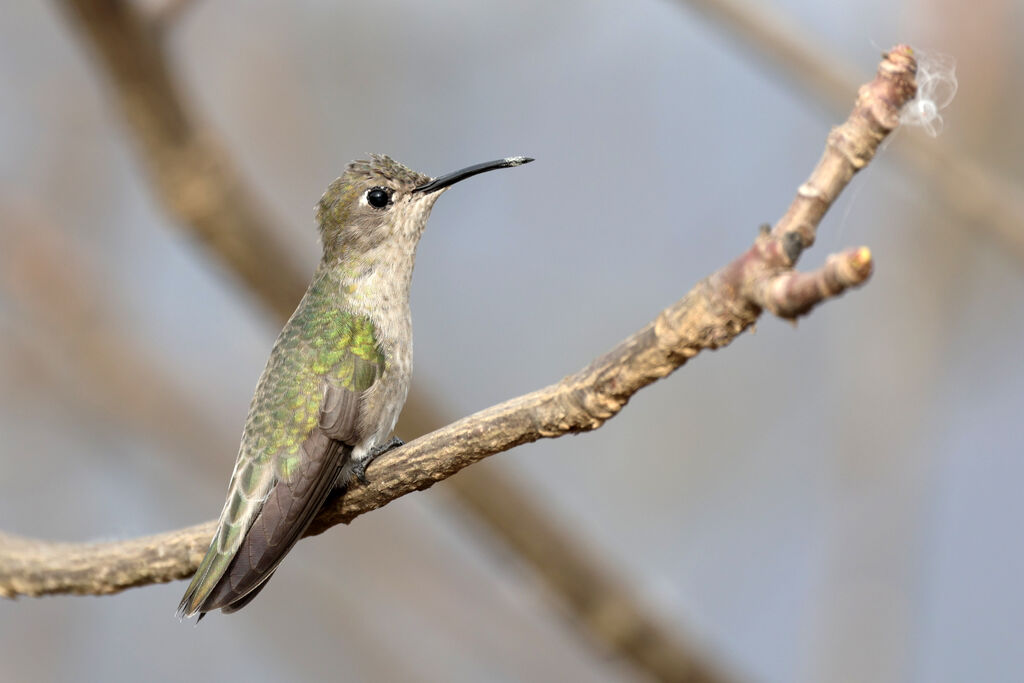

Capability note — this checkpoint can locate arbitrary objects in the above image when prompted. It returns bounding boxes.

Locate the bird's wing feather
[319,378,363,442]
[178,307,385,618]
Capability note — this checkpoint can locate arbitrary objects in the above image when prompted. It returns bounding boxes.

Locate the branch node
[755,246,874,319]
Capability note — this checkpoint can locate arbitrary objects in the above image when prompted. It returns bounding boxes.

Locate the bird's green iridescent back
[227,268,385,535]
[242,273,384,479]
[178,269,385,615]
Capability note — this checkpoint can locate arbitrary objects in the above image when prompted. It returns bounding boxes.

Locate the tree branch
[0,218,727,683]
[46,2,736,679]
[0,47,917,603]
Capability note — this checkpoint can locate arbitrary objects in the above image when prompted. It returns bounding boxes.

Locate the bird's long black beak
[412,156,533,194]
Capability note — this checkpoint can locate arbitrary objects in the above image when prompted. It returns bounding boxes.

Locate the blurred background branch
[57,0,306,313]
[147,0,198,32]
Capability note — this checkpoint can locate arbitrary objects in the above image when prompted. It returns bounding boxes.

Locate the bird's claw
[351,461,369,486]
[352,436,405,485]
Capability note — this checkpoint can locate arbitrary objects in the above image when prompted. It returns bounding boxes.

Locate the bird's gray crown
[343,155,431,191]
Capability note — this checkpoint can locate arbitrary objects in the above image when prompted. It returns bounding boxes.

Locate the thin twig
[677,0,1024,262]
[0,46,916,605]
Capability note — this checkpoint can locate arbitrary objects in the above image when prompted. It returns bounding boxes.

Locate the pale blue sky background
[1,1,1022,682]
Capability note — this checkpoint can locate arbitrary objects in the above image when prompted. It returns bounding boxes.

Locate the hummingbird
[177,154,532,619]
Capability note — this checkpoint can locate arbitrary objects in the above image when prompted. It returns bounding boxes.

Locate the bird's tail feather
[176,535,233,619]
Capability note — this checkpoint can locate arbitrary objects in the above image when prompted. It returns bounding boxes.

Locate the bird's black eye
[366,187,390,209]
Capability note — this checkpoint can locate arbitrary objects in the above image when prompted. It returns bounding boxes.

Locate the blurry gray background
[2,1,1022,681]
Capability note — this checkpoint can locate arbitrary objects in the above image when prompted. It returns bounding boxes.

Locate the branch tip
[852,246,873,273]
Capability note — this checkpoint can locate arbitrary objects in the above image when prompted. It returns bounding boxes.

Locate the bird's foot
[351,436,405,485]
